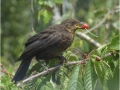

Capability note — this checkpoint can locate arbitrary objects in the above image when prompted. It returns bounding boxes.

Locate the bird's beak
[75,22,89,30]
[75,22,84,29]
[79,22,85,29]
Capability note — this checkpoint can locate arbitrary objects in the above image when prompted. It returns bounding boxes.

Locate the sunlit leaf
[43,10,52,24]
[108,35,119,50]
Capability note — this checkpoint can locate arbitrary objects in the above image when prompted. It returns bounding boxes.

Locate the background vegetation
[1,0,119,90]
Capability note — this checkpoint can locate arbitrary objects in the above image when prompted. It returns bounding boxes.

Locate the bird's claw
[57,56,67,64]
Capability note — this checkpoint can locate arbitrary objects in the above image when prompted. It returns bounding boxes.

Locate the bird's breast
[35,32,74,60]
[57,33,74,51]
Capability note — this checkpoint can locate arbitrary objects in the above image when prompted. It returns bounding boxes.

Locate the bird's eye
[71,21,75,25]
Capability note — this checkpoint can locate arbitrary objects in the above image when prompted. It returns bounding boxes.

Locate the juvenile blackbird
[12,19,87,83]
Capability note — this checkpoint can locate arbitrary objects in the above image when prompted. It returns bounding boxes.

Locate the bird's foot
[57,56,67,64]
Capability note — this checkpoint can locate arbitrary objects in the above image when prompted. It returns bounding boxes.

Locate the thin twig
[84,7,119,34]
[84,10,111,34]
[103,52,113,58]
[0,63,13,78]
[0,70,13,78]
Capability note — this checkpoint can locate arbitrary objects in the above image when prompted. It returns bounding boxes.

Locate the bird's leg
[37,60,49,72]
[57,56,71,71]
[56,56,67,64]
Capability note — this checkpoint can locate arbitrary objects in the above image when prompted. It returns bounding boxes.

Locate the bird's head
[60,19,89,33]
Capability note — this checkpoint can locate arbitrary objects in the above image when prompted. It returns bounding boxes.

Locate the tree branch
[76,32,102,48]
[17,60,84,86]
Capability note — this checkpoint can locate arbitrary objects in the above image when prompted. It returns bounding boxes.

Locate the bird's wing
[25,34,40,47]
[18,30,61,60]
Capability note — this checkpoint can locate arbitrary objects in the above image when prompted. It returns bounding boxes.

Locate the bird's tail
[12,58,32,83]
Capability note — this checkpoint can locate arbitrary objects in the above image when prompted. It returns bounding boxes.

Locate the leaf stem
[85,28,98,37]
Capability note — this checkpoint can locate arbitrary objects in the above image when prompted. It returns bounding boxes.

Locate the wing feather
[18,30,61,60]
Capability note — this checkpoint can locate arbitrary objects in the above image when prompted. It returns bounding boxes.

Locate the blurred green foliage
[1,0,119,90]
[1,0,31,65]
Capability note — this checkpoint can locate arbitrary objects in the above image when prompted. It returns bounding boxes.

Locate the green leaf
[46,1,55,8]
[31,31,37,36]
[27,63,43,76]
[68,53,79,61]
[107,63,119,90]
[112,21,120,30]
[41,82,54,90]
[52,70,61,85]
[37,74,54,90]
[94,61,106,83]
[67,65,83,90]
[56,65,69,89]
[97,45,108,58]
[39,0,54,8]
[38,10,43,21]
[38,0,44,5]
[94,60,113,90]
[43,10,52,24]
[102,69,110,90]
[108,35,120,50]
[38,10,52,24]
[24,79,38,90]
[1,75,20,90]
[83,60,98,90]
[53,0,63,4]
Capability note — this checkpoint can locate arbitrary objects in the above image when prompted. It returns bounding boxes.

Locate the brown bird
[12,19,88,83]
